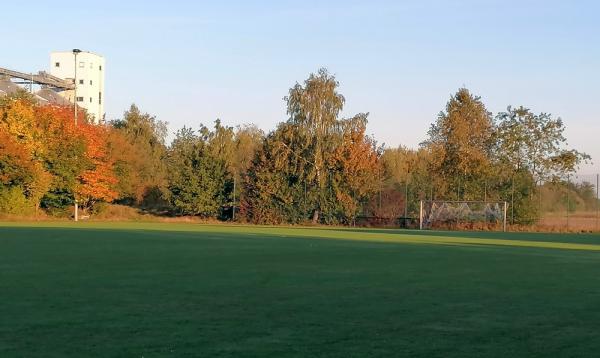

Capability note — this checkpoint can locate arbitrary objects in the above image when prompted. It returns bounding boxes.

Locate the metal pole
[566,175,570,230]
[404,181,408,227]
[484,181,487,202]
[419,200,424,230]
[378,167,382,211]
[596,174,600,231]
[232,176,236,221]
[457,181,460,201]
[503,201,508,232]
[74,52,78,126]
[72,49,81,221]
[511,175,515,225]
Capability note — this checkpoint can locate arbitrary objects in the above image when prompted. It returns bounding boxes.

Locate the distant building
[50,51,105,123]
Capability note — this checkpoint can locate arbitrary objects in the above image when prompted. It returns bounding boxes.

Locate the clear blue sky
[4,0,600,174]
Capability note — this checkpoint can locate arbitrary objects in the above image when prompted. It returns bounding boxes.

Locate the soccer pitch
[2,223,600,357]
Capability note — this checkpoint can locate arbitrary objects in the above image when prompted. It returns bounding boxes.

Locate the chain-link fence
[359,173,600,232]
[534,174,600,232]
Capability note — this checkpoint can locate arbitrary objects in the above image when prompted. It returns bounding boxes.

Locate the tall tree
[110,105,168,205]
[243,69,381,224]
[242,122,306,224]
[167,127,227,217]
[495,106,590,183]
[76,122,118,209]
[329,115,381,223]
[424,88,494,200]
[284,68,345,222]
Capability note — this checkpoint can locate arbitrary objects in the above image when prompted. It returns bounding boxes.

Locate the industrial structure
[0,50,105,123]
[50,51,105,122]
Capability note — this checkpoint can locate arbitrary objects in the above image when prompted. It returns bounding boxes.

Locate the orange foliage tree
[76,122,119,209]
[1,93,119,214]
[330,117,382,221]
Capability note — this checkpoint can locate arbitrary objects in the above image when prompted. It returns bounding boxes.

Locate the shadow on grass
[3,222,600,253]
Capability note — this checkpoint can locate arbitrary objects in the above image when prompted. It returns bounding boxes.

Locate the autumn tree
[329,115,381,222]
[233,124,264,175]
[424,88,495,200]
[0,128,51,214]
[34,105,87,211]
[379,146,434,220]
[76,122,118,209]
[243,69,381,224]
[0,94,116,214]
[110,104,168,205]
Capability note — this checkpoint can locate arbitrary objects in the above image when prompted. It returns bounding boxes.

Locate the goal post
[419,200,508,232]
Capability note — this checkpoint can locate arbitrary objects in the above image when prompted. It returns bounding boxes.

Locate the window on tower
[55,62,60,67]
[76,97,84,102]
[79,62,85,68]
[79,79,84,85]
[90,80,93,85]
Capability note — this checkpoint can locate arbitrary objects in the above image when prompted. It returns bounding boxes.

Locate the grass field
[2,223,600,357]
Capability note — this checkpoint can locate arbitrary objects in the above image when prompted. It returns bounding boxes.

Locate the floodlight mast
[72,49,81,126]
[72,48,82,222]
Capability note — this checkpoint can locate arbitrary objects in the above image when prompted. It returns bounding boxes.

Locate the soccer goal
[419,201,508,232]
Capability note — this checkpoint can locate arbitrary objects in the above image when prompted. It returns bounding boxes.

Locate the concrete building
[50,51,105,123]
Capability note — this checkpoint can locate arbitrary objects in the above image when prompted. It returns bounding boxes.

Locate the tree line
[0,69,590,224]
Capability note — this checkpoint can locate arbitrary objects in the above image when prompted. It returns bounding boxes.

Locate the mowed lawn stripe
[2,222,600,252]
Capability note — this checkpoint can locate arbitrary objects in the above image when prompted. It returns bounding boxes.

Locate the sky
[3,0,600,175]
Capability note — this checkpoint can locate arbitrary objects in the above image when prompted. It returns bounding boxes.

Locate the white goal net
[419,201,508,231]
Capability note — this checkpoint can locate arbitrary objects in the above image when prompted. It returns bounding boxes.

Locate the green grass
[2,222,600,357]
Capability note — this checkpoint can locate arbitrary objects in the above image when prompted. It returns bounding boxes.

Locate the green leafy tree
[167,127,226,217]
[241,123,302,224]
[495,106,590,223]
[496,106,590,183]
[284,68,346,222]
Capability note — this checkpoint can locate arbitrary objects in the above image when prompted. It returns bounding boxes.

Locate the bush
[0,186,34,215]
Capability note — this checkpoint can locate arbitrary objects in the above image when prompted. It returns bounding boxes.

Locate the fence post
[566,174,570,230]
[503,201,508,232]
[596,174,600,231]
[511,175,515,225]
[404,181,408,228]
[484,181,487,202]
[419,200,424,230]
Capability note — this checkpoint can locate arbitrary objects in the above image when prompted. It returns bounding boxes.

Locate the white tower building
[49,51,105,123]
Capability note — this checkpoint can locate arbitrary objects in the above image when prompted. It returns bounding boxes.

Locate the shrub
[0,186,34,215]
